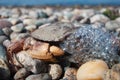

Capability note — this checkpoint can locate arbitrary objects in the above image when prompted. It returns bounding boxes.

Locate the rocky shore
[0,6,120,80]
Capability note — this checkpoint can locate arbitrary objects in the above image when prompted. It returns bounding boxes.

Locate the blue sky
[0,0,120,6]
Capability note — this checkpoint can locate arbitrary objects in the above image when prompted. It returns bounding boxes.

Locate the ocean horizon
[0,0,120,6]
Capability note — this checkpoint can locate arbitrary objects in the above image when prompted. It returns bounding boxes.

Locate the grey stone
[25,73,52,80]
[31,22,74,41]
[90,14,110,23]
[11,23,24,32]
[0,35,8,44]
[14,68,31,80]
[15,51,48,74]
[0,45,7,61]
[105,20,120,31]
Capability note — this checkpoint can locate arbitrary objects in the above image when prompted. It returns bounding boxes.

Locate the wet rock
[0,35,8,44]
[14,51,48,74]
[14,68,31,80]
[25,73,52,80]
[77,59,108,80]
[60,25,120,67]
[0,58,10,80]
[63,68,77,80]
[90,14,110,23]
[49,64,62,80]
[31,22,74,41]
[105,20,120,31]
[11,23,24,32]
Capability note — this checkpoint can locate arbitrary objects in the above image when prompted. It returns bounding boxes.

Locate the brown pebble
[77,59,108,80]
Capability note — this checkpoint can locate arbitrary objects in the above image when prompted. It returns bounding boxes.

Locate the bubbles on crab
[60,25,120,67]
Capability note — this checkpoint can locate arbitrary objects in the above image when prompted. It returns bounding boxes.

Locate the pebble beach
[0,6,120,80]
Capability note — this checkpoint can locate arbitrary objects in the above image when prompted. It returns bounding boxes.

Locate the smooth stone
[25,73,52,80]
[35,19,49,27]
[105,20,120,31]
[0,58,10,80]
[14,68,31,80]
[25,25,37,32]
[0,29,5,35]
[15,51,48,74]
[11,23,24,32]
[0,35,8,44]
[76,59,108,80]
[31,22,74,41]
[23,19,36,25]
[0,20,12,29]
[90,14,110,23]
[49,64,62,80]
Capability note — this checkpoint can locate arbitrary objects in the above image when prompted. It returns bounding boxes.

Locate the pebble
[10,32,29,41]
[76,59,108,80]
[9,18,22,25]
[31,22,74,41]
[25,25,37,32]
[23,19,36,25]
[0,20,12,29]
[49,64,62,80]
[25,73,52,80]
[78,9,96,18]
[103,69,120,80]
[11,23,24,32]
[63,67,77,80]
[105,20,120,31]
[90,14,110,23]
[0,58,10,80]
[115,17,120,22]
[0,45,7,60]
[14,68,31,80]
[29,11,39,19]
[14,51,48,74]
[0,35,8,44]
[37,11,48,18]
